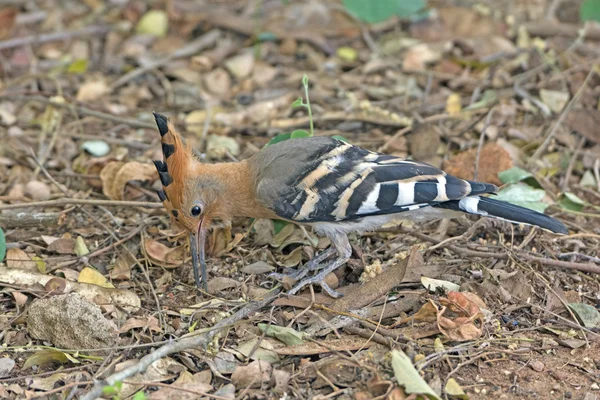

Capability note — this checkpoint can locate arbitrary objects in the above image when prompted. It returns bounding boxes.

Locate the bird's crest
[152,112,195,225]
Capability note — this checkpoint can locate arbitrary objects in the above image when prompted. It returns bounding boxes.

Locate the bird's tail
[436,195,568,234]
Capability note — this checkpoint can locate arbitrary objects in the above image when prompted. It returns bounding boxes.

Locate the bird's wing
[253,137,497,222]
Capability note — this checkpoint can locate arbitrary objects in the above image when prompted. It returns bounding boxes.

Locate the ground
[0,0,599,399]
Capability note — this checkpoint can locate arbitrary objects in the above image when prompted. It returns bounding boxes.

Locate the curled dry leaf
[143,238,185,268]
[437,291,485,341]
[100,161,157,200]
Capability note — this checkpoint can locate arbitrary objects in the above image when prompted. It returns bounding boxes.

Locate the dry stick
[561,134,586,192]
[80,292,279,400]
[0,95,156,129]
[0,198,162,211]
[0,25,110,51]
[529,67,596,164]
[110,29,221,90]
[473,108,495,181]
[402,227,600,274]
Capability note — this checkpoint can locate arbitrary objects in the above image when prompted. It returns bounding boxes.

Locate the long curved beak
[189,220,208,291]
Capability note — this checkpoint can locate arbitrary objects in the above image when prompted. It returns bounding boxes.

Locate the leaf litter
[0,0,599,399]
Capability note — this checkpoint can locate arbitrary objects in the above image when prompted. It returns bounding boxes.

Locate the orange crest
[152,112,195,228]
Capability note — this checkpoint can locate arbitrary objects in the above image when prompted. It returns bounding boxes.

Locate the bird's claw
[288,269,343,298]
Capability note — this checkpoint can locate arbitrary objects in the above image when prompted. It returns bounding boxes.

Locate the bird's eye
[190,205,202,217]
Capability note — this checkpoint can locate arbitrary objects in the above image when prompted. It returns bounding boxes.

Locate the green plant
[581,0,600,22]
[0,227,5,263]
[343,0,427,24]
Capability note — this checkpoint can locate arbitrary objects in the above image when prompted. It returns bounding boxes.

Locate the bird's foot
[287,268,343,298]
[268,247,336,285]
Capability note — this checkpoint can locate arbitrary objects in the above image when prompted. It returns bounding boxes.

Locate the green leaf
[103,386,118,396]
[290,129,310,139]
[291,97,304,108]
[257,31,277,42]
[23,349,77,370]
[498,167,533,184]
[258,323,305,345]
[67,58,88,74]
[74,236,90,257]
[495,183,549,213]
[0,227,5,263]
[568,303,600,328]
[272,220,288,235]
[136,10,169,37]
[301,74,309,88]
[132,391,148,400]
[265,132,292,147]
[391,350,440,400]
[445,378,468,399]
[464,89,498,111]
[331,135,350,143]
[581,0,600,22]
[343,0,426,23]
[580,170,597,187]
[559,192,587,211]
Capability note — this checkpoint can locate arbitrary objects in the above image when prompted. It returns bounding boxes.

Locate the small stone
[0,358,15,378]
[224,52,255,80]
[529,360,544,372]
[27,292,117,350]
[25,180,51,201]
[591,383,600,390]
[204,68,231,96]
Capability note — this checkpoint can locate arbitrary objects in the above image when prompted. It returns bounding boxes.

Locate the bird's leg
[269,247,337,282]
[288,233,351,298]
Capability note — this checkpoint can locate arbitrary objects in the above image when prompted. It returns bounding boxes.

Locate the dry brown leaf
[273,336,375,356]
[143,239,185,268]
[231,360,272,389]
[564,109,600,144]
[76,80,109,102]
[100,161,157,200]
[47,238,76,255]
[437,291,484,341]
[6,248,37,271]
[0,8,17,40]
[442,142,513,185]
[118,316,162,334]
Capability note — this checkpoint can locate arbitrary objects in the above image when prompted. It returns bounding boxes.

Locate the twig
[79,291,278,400]
[0,211,67,229]
[0,198,162,211]
[529,67,596,164]
[110,29,221,90]
[402,227,600,274]
[0,95,156,129]
[473,108,495,181]
[561,134,586,192]
[0,25,110,51]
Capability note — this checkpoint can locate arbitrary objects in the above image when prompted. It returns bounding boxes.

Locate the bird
[151,112,568,298]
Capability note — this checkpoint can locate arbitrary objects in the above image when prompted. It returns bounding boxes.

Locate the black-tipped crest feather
[153,112,169,136]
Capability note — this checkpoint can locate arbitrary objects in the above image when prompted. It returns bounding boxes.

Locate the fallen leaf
[241,261,274,274]
[23,349,79,370]
[391,349,440,400]
[25,180,51,201]
[258,323,305,346]
[564,109,600,144]
[78,267,115,288]
[148,370,213,400]
[568,303,600,328]
[437,292,484,341]
[118,316,162,334]
[446,93,462,116]
[236,337,280,363]
[206,134,240,159]
[231,360,272,389]
[273,337,375,356]
[421,277,460,293]
[224,51,255,79]
[48,238,76,255]
[495,182,549,213]
[30,373,68,391]
[74,236,89,257]
[100,161,157,200]
[144,239,185,268]
[445,378,468,399]
[76,80,109,102]
[443,142,513,185]
[540,89,569,113]
[6,248,37,271]
[136,10,169,37]
[110,251,135,281]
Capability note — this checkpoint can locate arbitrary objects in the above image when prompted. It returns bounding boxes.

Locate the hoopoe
[151,113,568,298]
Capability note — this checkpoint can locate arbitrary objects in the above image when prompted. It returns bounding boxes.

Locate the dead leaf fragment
[143,239,185,268]
[443,142,513,185]
[100,161,157,200]
[76,80,109,102]
[231,360,272,389]
[78,267,114,288]
[6,248,37,271]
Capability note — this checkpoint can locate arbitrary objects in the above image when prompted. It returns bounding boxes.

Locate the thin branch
[80,292,279,400]
[529,67,596,164]
[110,29,221,90]
[0,95,156,129]
[473,108,495,181]
[0,25,110,51]
[0,198,162,211]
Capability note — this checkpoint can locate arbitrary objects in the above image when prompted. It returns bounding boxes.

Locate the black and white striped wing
[256,137,497,223]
